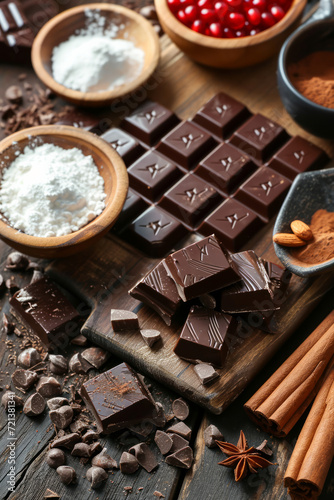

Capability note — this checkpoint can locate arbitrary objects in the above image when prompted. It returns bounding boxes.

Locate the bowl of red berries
[155,0,306,68]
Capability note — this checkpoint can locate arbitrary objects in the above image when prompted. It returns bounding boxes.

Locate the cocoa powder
[292,209,334,265]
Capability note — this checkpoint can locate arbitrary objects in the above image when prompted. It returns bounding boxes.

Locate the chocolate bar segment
[101,128,145,167]
[81,362,156,434]
[174,306,237,366]
[192,92,251,139]
[112,189,149,233]
[164,234,240,301]
[10,276,80,348]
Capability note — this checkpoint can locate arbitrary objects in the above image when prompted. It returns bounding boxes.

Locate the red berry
[200,8,217,22]
[247,7,261,25]
[209,22,224,36]
[177,9,188,24]
[249,27,260,35]
[198,0,213,8]
[235,29,247,37]
[191,19,206,33]
[205,27,212,35]
[214,1,228,18]
[179,0,193,6]
[184,5,199,22]
[226,0,242,7]
[227,12,245,30]
[261,11,276,27]
[270,5,285,21]
[167,0,180,12]
[223,26,235,37]
[252,0,266,11]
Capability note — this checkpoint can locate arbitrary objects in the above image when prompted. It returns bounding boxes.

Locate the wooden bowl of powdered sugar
[31,4,160,107]
[0,125,128,258]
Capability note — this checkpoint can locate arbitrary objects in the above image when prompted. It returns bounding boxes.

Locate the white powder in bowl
[0,143,106,237]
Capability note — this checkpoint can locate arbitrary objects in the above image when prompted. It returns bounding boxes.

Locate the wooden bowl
[154,0,306,68]
[31,3,160,107]
[0,125,128,258]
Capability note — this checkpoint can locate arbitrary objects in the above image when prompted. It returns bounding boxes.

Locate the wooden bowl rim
[31,3,160,105]
[155,0,307,48]
[0,125,129,251]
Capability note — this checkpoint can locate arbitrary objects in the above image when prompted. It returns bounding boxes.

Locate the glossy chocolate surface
[10,276,80,347]
[81,362,156,434]
[101,128,145,167]
[174,306,237,366]
[112,188,148,233]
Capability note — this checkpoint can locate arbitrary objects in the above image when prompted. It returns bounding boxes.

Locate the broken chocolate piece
[91,447,118,469]
[154,430,173,455]
[129,442,159,473]
[51,433,81,450]
[172,398,189,421]
[47,397,69,411]
[23,392,45,416]
[256,439,273,457]
[56,465,77,485]
[140,329,161,347]
[110,309,139,331]
[2,313,14,334]
[11,368,38,390]
[5,251,29,270]
[1,390,24,410]
[82,430,99,443]
[86,466,108,488]
[49,354,68,375]
[194,363,219,385]
[165,446,193,469]
[69,419,89,434]
[71,334,88,346]
[71,442,91,457]
[203,425,224,448]
[90,441,103,456]
[150,401,167,428]
[119,451,139,474]
[69,353,92,374]
[169,433,189,453]
[81,347,110,369]
[17,348,41,368]
[49,406,73,430]
[44,489,60,499]
[166,422,191,440]
[45,448,66,468]
[36,376,62,398]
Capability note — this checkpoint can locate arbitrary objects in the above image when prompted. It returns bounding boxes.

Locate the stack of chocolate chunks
[130,234,291,368]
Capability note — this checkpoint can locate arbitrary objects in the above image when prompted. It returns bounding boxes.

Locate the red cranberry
[235,29,247,37]
[261,11,276,27]
[226,0,242,7]
[167,0,180,12]
[270,5,285,21]
[200,8,217,22]
[214,1,228,18]
[251,0,266,11]
[177,9,188,23]
[209,22,224,36]
[184,5,199,22]
[197,0,213,8]
[247,7,261,25]
[249,27,261,35]
[227,12,245,30]
[223,26,235,37]
[191,19,206,32]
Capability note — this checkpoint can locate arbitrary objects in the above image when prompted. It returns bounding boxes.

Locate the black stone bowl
[277,18,334,139]
[273,166,334,277]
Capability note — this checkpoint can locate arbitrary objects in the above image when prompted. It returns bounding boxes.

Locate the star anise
[216,430,273,481]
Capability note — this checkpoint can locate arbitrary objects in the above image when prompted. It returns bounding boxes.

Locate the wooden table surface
[0,3,334,499]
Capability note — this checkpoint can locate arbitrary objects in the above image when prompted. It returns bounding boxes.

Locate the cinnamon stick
[284,357,334,499]
[244,311,334,437]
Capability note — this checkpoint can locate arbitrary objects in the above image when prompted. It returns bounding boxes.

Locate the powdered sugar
[0,143,106,237]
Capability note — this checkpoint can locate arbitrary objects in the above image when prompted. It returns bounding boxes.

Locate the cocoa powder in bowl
[291,209,334,265]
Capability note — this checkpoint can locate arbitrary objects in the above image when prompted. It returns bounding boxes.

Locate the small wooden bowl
[31,3,160,107]
[0,125,128,258]
[155,0,306,68]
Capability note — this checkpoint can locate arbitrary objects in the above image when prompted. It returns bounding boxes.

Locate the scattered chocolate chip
[256,439,273,457]
[89,441,102,456]
[194,363,219,385]
[6,278,20,294]
[1,391,24,410]
[45,448,66,468]
[18,73,27,81]
[169,433,189,453]
[129,443,158,473]
[5,85,23,104]
[2,313,15,334]
[165,446,193,469]
[86,466,108,488]
[82,430,99,443]
[203,424,224,448]
[153,492,165,498]
[47,397,69,411]
[110,309,139,331]
[139,5,158,19]
[154,430,173,455]
[172,398,189,421]
[49,354,68,375]
[5,251,29,271]
[69,352,92,374]
[36,377,62,398]
[70,419,89,434]
[56,465,77,485]
[71,442,91,457]
[91,447,118,470]
[17,348,42,369]
[44,489,60,499]
[124,486,132,493]
[30,269,44,284]
[166,422,191,440]
[71,334,88,346]
[150,402,167,428]
[51,433,81,450]
[24,392,46,416]
[49,406,73,429]
[119,451,139,474]
[81,347,110,369]
[11,369,38,390]
[140,329,161,347]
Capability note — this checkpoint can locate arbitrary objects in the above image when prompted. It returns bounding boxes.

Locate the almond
[273,233,307,247]
[290,220,313,241]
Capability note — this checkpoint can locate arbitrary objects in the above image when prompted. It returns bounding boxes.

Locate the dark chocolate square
[174,306,237,366]
[112,189,149,233]
[194,142,257,195]
[192,92,251,139]
[234,166,291,220]
[158,173,222,228]
[230,114,289,163]
[128,151,182,201]
[157,121,216,170]
[198,198,263,252]
[101,128,145,166]
[121,100,180,146]
[267,135,330,180]
[122,205,187,257]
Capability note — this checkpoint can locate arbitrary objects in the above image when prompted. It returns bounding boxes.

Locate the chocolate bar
[174,306,237,366]
[10,276,80,348]
[81,362,157,434]
[164,235,240,301]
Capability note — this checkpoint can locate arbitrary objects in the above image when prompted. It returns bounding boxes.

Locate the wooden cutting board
[47,36,334,414]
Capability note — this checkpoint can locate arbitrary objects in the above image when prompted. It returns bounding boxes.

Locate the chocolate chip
[154,430,173,455]
[166,422,191,440]
[119,452,139,474]
[5,85,23,104]
[86,466,108,488]
[49,355,68,375]
[51,433,81,450]
[36,377,62,398]
[81,347,110,369]
[69,419,89,434]
[71,334,88,346]
[203,425,224,448]
[256,439,273,457]
[45,448,66,468]
[129,443,158,473]
[6,278,20,294]
[44,489,60,499]
[89,441,102,456]
[30,269,44,284]
[153,492,165,498]
[139,5,158,20]
[56,465,77,485]
[172,398,189,421]
[1,391,24,410]
[82,430,99,443]
[165,446,193,469]
[140,329,161,347]
[17,348,42,369]
[49,406,73,429]
[194,363,219,385]
[11,369,38,390]
[24,392,46,416]
[110,309,139,331]
[91,447,118,470]
[2,313,14,335]
[18,73,27,81]
[69,352,92,374]
[150,402,166,428]
[47,397,69,411]
[71,442,91,457]
[5,252,29,271]
[169,433,189,453]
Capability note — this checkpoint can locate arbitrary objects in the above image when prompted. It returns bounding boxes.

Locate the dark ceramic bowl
[273,166,334,277]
